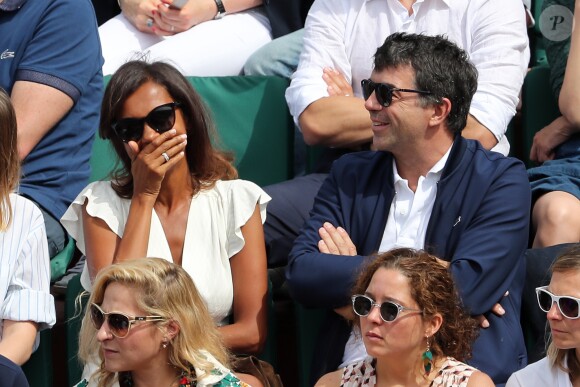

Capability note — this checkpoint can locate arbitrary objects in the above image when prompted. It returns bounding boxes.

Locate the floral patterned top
[74,350,251,387]
[341,356,477,387]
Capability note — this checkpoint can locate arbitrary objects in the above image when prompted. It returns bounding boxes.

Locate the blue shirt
[0,0,103,219]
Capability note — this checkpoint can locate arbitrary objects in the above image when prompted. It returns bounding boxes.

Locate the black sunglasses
[536,286,580,319]
[352,294,422,323]
[90,303,166,338]
[361,79,431,107]
[111,102,181,143]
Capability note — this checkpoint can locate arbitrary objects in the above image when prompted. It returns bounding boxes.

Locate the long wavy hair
[546,244,580,381]
[100,60,237,198]
[0,88,19,231]
[352,248,479,362]
[78,258,230,387]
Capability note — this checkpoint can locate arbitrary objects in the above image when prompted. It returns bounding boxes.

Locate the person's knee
[534,192,579,227]
[243,29,304,78]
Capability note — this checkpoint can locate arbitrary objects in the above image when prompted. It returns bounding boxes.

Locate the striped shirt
[0,194,56,345]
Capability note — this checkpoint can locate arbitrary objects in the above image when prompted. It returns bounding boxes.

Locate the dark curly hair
[352,248,479,362]
[100,60,237,198]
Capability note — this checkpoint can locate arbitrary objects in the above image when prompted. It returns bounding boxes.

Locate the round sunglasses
[361,79,431,107]
[111,102,181,143]
[90,303,166,338]
[352,294,422,323]
[536,286,580,319]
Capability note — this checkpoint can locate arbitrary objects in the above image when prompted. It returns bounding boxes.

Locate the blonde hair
[0,88,19,231]
[546,245,580,381]
[78,258,230,387]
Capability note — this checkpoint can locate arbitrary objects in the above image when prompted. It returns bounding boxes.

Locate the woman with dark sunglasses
[507,245,580,386]
[61,60,270,358]
[75,258,260,386]
[315,248,493,387]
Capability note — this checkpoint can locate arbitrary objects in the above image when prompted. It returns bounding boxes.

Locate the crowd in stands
[0,0,578,386]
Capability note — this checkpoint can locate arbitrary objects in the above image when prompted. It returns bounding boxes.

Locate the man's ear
[429,97,452,127]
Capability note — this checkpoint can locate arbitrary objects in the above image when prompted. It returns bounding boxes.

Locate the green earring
[422,338,433,375]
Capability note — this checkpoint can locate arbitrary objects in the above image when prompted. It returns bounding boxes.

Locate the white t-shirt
[61,180,270,325]
[506,356,573,387]
[285,0,530,156]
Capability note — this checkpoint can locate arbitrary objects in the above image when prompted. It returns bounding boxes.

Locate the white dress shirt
[285,0,530,156]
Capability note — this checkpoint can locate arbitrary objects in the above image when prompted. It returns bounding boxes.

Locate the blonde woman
[76,258,261,387]
[507,245,580,386]
[0,89,55,368]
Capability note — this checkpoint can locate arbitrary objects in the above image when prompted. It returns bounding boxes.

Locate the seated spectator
[75,258,262,386]
[528,0,580,248]
[506,245,580,386]
[61,60,270,355]
[246,0,532,80]
[287,33,530,385]
[0,89,55,366]
[263,0,529,270]
[0,0,103,258]
[99,0,272,76]
[316,248,494,387]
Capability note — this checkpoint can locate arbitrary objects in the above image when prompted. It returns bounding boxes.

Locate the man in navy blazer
[287,33,531,385]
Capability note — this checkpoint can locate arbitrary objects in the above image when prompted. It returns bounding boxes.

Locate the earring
[422,337,433,375]
[162,338,169,349]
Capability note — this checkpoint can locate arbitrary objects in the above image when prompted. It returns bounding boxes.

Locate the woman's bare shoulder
[314,369,343,387]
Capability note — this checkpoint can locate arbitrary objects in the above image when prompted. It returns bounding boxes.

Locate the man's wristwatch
[214,0,226,19]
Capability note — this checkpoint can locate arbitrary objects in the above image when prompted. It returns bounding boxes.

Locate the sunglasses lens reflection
[560,297,579,318]
[353,296,372,316]
[538,290,553,313]
[361,80,373,101]
[376,85,392,107]
[108,314,130,337]
[380,302,398,322]
[90,305,105,329]
[147,106,176,134]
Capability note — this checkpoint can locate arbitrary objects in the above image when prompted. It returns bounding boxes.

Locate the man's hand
[530,115,575,163]
[322,68,354,97]
[334,305,355,321]
[476,291,509,328]
[317,222,357,256]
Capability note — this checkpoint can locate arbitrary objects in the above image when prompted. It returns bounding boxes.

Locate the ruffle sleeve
[60,181,127,254]
[222,180,271,259]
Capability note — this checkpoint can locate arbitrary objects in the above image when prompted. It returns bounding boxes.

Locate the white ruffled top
[61,179,270,325]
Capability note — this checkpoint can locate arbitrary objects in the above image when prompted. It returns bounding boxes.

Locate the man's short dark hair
[374,33,478,134]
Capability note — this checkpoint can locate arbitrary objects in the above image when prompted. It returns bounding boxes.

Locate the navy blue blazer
[287,137,531,385]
